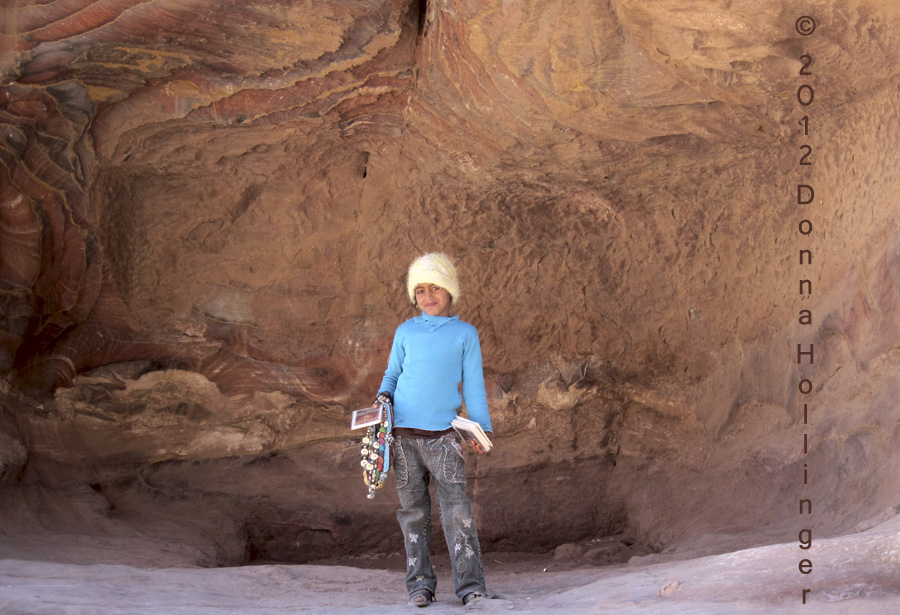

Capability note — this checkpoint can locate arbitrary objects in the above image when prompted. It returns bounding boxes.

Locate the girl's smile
[415,284,452,317]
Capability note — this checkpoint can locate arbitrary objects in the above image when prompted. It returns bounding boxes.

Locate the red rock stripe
[25,0,151,42]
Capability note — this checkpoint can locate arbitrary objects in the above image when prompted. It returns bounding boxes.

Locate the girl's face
[415,284,452,317]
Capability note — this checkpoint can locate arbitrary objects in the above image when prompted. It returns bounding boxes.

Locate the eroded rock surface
[2,0,900,581]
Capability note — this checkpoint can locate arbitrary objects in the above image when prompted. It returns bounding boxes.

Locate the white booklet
[351,406,383,430]
[451,416,493,453]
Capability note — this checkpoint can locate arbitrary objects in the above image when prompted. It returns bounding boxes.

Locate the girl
[376,253,493,608]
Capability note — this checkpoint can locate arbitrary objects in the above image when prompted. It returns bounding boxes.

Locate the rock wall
[2,0,900,564]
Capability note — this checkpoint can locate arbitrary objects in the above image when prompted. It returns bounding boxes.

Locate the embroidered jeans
[392,433,487,599]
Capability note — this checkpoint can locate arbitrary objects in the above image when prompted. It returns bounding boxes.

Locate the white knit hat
[406,253,461,305]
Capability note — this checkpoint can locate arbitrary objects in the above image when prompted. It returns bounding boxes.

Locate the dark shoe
[408,588,434,607]
[465,593,516,611]
[463,591,486,607]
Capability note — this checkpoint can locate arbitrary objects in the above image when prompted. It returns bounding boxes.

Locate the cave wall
[2,0,900,564]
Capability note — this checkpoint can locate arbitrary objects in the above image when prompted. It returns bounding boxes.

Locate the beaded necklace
[360,396,394,498]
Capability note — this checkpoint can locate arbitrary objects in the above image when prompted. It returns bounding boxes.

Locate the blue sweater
[379,314,492,433]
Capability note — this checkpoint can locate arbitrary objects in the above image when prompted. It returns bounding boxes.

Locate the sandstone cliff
[2,0,899,567]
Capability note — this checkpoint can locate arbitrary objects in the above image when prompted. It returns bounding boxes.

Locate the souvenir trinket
[359,397,394,498]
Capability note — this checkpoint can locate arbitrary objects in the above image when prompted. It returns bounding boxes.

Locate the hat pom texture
[407,253,461,306]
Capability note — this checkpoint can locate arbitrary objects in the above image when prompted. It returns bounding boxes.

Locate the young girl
[376,252,493,608]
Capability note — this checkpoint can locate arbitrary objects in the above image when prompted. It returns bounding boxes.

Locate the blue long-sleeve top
[379,313,492,433]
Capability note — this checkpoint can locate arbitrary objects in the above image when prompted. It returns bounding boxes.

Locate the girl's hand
[373,392,392,408]
[472,432,492,455]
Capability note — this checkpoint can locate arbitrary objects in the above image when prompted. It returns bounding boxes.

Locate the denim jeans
[392,433,487,600]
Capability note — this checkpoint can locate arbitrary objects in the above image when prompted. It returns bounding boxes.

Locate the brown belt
[393,427,455,439]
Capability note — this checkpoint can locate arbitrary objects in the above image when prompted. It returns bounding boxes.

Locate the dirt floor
[3,515,900,615]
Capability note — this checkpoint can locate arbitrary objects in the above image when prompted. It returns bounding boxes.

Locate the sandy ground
[3,514,900,615]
